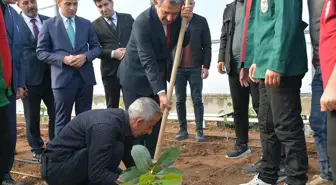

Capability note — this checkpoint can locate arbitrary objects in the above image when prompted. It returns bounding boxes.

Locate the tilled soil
[13,118,319,185]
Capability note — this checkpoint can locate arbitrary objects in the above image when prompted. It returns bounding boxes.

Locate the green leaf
[120,167,143,184]
[156,167,183,179]
[156,147,180,168]
[131,145,153,173]
[139,173,156,183]
[150,164,162,174]
[160,174,183,185]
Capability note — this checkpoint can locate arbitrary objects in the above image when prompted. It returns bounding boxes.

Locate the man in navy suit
[1,0,26,185]
[17,0,55,162]
[37,0,101,136]
[118,0,193,161]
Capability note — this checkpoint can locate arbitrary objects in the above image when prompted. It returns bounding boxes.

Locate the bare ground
[12,117,320,185]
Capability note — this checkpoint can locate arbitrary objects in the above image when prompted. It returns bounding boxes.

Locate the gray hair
[128,97,161,122]
[150,0,185,6]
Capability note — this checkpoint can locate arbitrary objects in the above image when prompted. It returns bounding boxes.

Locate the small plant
[119,145,183,185]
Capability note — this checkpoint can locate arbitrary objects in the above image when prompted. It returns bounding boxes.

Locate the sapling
[118,145,183,185]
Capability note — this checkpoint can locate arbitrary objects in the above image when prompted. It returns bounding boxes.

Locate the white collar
[60,12,75,23]
[21,13,41,24]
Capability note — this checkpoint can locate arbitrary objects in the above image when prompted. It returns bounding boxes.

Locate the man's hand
[239,68,249,87]
[321,82,336,112]
[114,48,126,60]
[116,176,123,184]
[217,61,226,74]
[16,88,26,100]
[202,68,209,79]
[70,54,87,68]
[249,63,259,83]
[181,2,194,21]
[158,92,172,112]
[265,69,280,88]
[63,55,74,65]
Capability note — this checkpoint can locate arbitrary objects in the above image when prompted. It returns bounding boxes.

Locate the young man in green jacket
[240,0,309,185]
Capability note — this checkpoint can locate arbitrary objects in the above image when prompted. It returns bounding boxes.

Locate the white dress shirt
[103,12,119,59]
[103,12,118,26]
[60,13,76,32]
[21,13,42,36]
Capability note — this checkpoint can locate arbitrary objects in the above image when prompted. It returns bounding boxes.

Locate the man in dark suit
[118,0,193,159]
[173,4,212,143]
[36,0,101,136]
[1,0,26,184]
[40,97,161,185]
[17,0,55,162]
[92,0,134,108]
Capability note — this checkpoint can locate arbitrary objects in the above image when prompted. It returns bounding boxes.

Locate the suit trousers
[228,63,259,146]
[102,76,121,108]
[3,92,16,181]
[22,74,55,152]
[0,105,10,183]
[53,72,93,136]
[327,111,336,183]
[122,88,161,161]
[258,76,308,185]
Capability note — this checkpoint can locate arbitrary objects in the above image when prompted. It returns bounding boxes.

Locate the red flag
[0,6,12,88]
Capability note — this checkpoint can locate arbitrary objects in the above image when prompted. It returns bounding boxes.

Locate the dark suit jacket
[173,13,212,69]
[118,5,190,96]
[92,13,134,77]
[44,109,132,184]
[3,4,25,91]
[36,15,101,89]
[20,13,50,86]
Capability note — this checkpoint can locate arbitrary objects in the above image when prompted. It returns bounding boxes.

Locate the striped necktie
[110,18,117,31]
[66,18,75,48]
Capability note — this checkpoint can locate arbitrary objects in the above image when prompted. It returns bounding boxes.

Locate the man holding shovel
[118,0,193,165]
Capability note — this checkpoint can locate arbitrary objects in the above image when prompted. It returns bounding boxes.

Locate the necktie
[66,18,75,48]
[166,24,171,48]
[110,18,117,31]
[240,0,252,63]
[30,18,39,40]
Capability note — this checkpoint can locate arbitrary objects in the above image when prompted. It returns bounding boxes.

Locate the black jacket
[118,5,190,96]
[218,0,237,74]
[172,13,212,69]
[20,14,50,86]
[92,13,134,77]
[44,109,133,185]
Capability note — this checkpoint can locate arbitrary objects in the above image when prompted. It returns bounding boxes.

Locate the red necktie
[0,6,12,88]
[31,18,39,40]
[166,24,171,48]
[240,0,253,63]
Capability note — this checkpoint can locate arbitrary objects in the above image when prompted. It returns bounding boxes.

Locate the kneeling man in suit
[40,97,161,185]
